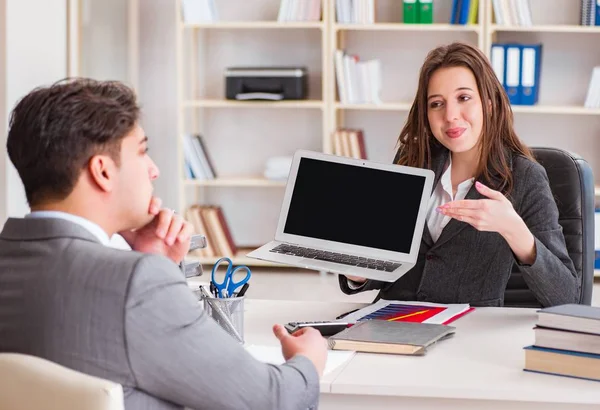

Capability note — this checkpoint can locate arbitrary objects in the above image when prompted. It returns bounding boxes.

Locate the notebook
[327,320,456,356]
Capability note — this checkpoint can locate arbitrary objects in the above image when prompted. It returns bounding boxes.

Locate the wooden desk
[243,299,600,410]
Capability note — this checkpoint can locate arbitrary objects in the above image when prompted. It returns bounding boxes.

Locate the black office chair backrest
[504,147,595,307]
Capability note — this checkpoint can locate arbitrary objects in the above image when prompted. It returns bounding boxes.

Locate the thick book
[534,326,600,356]
[524,346,600,382]
[537,304,600,335]
[327,320,455,356]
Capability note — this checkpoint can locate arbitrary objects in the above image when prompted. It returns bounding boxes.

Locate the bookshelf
[176,0,600,268]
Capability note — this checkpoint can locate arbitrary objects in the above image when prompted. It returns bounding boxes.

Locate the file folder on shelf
[505,45,522,105]
[490,44,506,87]
[403,0,418,24]
[520,44,542,106]
[418,0,433,24]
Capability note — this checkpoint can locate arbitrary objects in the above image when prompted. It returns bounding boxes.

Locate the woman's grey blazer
[340,148,580,307]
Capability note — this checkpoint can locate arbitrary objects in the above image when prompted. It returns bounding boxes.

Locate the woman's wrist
[501,217,536,265]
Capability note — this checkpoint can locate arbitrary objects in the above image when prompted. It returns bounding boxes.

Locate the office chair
[504,147,595,307]
[0,353,124,410]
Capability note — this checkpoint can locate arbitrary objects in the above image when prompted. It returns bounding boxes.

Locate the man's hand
[273,324,328,377]
[119,197,194,264]
[345,275,367,284]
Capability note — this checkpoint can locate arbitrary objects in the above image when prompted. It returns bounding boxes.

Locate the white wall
[0,0,68,221]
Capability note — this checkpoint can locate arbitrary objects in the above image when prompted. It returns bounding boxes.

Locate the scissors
[210,257,252,298]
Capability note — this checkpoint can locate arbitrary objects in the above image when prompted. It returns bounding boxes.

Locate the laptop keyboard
[270,244,401,272]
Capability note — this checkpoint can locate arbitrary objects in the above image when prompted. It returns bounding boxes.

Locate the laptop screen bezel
[274,150,435,262]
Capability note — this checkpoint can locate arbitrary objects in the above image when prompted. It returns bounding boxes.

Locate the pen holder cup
[201,295,245,344]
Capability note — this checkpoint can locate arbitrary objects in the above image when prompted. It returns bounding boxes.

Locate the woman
[340,42,579,307]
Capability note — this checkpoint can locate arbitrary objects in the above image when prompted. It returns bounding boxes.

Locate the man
[0,79,327,409]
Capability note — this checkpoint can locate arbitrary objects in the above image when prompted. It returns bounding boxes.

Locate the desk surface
[243,299,600,406]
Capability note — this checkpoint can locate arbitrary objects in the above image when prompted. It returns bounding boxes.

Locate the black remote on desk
[284,321,350,337]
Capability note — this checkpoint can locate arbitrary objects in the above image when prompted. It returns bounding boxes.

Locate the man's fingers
[165,214,184,245]
[273,324,290,341]
[177,221,194,243]
[155,209,174,239]
[149,197,162,215]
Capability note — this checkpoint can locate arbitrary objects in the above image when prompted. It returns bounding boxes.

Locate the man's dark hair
[6,78,140,206]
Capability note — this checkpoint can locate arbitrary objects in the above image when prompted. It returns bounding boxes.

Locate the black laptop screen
[283,157,427,254]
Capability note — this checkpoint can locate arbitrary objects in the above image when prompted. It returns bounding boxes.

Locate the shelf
[336,102,412,111]
[188,248,287,268]
[491,24,600,34]
[334,23,480,32]
[184,178,286,187]
[511,105,600,115]
[183,99,324,109]
[184,21,324,30]
[336,103,600,115]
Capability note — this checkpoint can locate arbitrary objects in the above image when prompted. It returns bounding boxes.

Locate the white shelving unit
[176,0,600,268]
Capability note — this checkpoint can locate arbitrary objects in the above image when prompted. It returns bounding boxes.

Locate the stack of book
[490,43,542,106]
[524,304,600,382]
[581,0,600,26]
[185,205,237,257]
[490,0,532,26]
[183,134,216,180]
[331,128,367,159]
[450,0,479,25]
[334,50,381,104]
[181,0,218,24]
[584,67,600,108]
[277,0,322,22]
[335,0,375,24]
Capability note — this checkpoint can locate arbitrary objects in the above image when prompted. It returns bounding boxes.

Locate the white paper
[245,344,355,376]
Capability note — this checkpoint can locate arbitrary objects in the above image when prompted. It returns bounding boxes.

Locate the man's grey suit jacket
[0,217,319,410]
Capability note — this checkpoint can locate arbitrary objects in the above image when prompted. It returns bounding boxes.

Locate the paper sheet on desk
[341,300,473,325]
[245,345,355,375]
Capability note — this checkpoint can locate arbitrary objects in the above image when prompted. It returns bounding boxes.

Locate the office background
[0,0,599,303]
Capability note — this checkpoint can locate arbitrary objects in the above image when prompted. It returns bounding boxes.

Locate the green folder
[418,0,433,24]
[468,0,479,24]
[403,0,418,24]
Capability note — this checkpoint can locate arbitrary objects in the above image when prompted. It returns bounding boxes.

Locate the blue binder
[450,0,461,24]
[596,0,600,25]
[490,43,506,88]
[458,0,471,24]
[505,44,522,105]
[520,44,542,106]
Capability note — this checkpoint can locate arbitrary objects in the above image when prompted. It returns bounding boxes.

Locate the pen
[199,285,243,343]
[236,283,249,297]
[336,308,359,320]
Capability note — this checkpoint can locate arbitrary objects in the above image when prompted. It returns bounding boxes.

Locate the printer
[225,66,308,101]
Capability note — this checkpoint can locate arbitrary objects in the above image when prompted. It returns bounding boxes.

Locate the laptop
[246,150,434,282]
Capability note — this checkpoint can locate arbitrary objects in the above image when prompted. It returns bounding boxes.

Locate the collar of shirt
[25,210,110,246]
[440,155,475,200]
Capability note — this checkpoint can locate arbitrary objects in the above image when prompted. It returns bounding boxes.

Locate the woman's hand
[437,181,520,235]
[437,181,536,264]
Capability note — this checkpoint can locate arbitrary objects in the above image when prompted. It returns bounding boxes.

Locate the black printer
[225,67,308,101]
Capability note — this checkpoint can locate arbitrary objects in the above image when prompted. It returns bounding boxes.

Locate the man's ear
[87,155,117,193]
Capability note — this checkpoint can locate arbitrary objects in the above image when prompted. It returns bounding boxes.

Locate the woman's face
[426,66,484,156]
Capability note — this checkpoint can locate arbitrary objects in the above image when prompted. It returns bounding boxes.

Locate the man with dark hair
[0,78,326,410]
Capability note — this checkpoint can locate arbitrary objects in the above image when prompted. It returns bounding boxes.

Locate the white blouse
[426,156,474,243]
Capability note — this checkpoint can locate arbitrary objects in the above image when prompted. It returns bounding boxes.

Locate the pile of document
[264,156,293,181]
[523,304,600,381]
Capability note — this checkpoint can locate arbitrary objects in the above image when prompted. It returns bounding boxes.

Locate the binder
[403,0,418,24]
[418,0,433,24]
[596,0,600,25]
[468,0,479,24]
[450,0,461,24]
[490,44,506,87]
[459,0,471,24]
[505,45,522,105]
[520,44,542,106]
